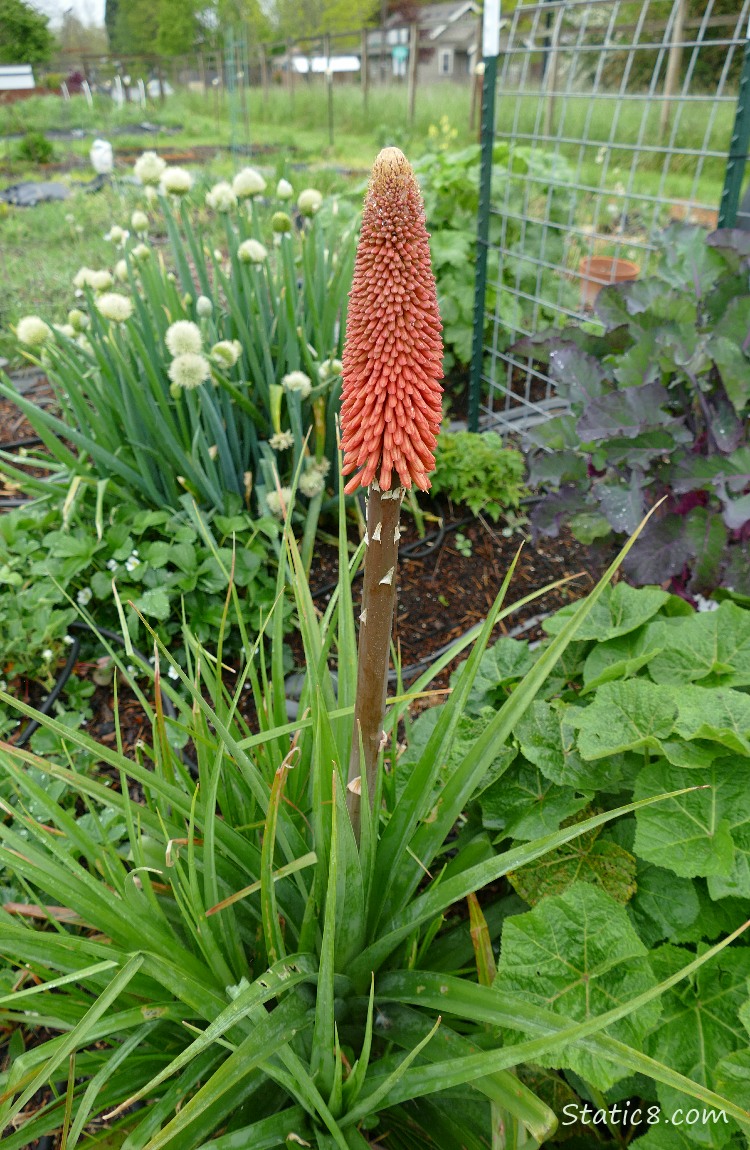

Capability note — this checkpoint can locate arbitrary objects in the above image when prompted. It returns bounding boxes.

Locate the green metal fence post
[468,2,499,433]
[719,36,750,228]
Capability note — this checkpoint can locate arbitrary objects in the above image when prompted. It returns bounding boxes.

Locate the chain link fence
[469,0,750,442]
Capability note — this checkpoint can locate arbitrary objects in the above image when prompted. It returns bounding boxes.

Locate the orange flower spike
[340,147,443,495]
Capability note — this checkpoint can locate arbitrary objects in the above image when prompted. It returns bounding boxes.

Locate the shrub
[15,130,54,164]
[432,428,527,520]
[525,225,750,597]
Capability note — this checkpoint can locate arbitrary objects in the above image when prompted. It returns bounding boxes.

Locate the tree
[156,0,199,56]
[0,0,54,65]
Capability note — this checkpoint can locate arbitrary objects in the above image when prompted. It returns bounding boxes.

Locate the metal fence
[469,0,750,442]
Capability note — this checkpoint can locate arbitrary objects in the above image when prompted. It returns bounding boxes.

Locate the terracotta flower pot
[578,255,640,308]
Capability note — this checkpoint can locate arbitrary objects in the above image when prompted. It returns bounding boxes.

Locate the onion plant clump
[0,156,357,548]
[0,151,747,1150]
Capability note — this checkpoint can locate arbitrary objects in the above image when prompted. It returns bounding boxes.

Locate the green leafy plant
[0,485,280,735]
[414,142,576,370]
[432,428,527,520]
[15,130,54,164]
[525,225,750,597]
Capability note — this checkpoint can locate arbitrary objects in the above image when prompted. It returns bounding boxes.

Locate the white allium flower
[68,308,89,331]
[77,335,93,354]
[208,444,218,459]
[196,295,213,318]
[114,259,128,282]
[319,357,343,381]
[135,151,167,185]
[272,211,293,234]
[232,167,266,198]
[297,188,323,216]
[211,340,242,368]
[96,292,133,323]
[145,185,159,206]
[314,457,331,477]
[77,586,93,606]
[276,178,293,200]
[168,353,211,390]
[106,558,118,571]
[132,243,150,263]
[160,166,193,196]
[105,225,129,247]
[266,487,292,518]
[282,370,312,399]
[206,180,238,212]
[238,238,267,264]
[166,320,203,358]
[299,469,325,498]
[16,316,52,346]
[91,270,114,292]
[131,209,149,233]
[54,323,76,339]
[269,430,295,451]
[73,266,96,289]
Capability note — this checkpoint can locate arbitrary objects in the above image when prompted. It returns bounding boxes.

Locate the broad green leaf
[633,758,750,890]
[508,820,637,906]
[512,700,632,792]
[398,705,516,806]
[628,861,701,948]
[648,601,750,688]
[671,684,750,757]
[463,637,536,714]
[493,883,660,1089]
[645,944,750,1146]
[479,758,589,841]
[543,583,670,642]
[582,623,664,690]
[715,1049,750,1111]
[574,680,677,760]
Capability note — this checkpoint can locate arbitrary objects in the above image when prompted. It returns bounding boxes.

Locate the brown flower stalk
[342,147,443,833]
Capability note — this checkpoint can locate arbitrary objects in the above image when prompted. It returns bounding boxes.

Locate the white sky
[31,0,106,28]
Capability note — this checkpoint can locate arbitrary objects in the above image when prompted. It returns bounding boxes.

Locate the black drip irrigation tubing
[14,620,198,777]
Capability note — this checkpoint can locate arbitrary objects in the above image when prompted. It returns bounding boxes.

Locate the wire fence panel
[473,0,750,444]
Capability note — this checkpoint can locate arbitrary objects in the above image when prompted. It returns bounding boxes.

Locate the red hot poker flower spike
[340,147,443,495]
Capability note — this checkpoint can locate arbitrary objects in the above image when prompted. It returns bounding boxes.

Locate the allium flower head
[132,243,150,263]
[105,225,129,247]
[340,147,443,493]
[269,430,294,451]
[96,292,133,323]
[160,166,193,196]
[91,270,114,292]
[16,316,52,346]
[131,209,149,233]
[210,339,242,368]
[114,259,128,282]
[134,151,166,185]
[196,295,213,318]
[276,178,294,200]
[297,188,323,216]
[68,308,89,331]
[168,353,212,390]
[272,211,293,234]
[206,181,238,212]
[238,238,267,264]
[299,468,325,498]
[282,370,312,399]
[266,487,293,518]
[165,320,203,358]
[232,167,266,198]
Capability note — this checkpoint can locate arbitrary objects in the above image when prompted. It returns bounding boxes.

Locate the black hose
[14,620,197,777]
[311,514,474,600]
[1,435,43,450]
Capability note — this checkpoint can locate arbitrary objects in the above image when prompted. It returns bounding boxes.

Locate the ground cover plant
[525,225,750,598]
[0,144,748,1150]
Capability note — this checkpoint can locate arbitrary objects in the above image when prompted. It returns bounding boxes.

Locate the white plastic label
[484,0,501,58]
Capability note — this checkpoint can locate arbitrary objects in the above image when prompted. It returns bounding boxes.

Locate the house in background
[0,65,36,99]
[367,1,482,83]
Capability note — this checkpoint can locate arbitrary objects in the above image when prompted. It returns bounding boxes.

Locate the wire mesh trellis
[470,0,750,443]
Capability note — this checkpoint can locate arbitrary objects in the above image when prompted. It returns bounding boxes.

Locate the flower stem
[347,483,403,837]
